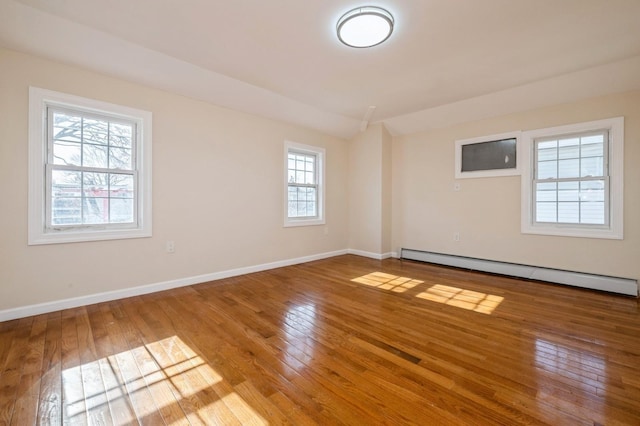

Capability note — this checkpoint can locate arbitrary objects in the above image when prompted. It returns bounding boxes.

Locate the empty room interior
[1,0,640,424]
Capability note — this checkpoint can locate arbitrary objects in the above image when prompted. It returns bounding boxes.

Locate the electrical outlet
[454,183,461,191]
[454,232,460,242]
[166,240,175,253]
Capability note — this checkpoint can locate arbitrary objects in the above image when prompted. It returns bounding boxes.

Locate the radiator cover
[400,249,638,296]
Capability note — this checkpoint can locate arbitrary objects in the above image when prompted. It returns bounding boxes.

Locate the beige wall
[348,123,392,256]
[0,48,349,311]
[380,125,392,255]
[392,90,640,281]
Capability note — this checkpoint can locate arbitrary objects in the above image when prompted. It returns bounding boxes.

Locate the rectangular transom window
[521,117,623,239]
[284,141,325,227]
[29,87,152,244]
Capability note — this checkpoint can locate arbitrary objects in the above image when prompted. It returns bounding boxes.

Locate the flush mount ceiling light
[337,6,394,48]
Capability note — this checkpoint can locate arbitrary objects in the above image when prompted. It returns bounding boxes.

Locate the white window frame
[28,87,152,245]
[521,117,623,239]
[284,141,325,227]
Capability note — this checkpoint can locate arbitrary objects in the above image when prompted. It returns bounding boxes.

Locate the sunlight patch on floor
[351,272,504,315]
[351,272,424,293]
[62,335,268,425]
[416,284,504,314]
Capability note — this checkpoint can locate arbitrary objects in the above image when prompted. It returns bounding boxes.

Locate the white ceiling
[2,0,640,138]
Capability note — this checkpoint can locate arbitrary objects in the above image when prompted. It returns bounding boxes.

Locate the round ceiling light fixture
[336,6,394,48]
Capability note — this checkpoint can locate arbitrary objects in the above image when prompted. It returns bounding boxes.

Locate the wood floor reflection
[1,254,639,425]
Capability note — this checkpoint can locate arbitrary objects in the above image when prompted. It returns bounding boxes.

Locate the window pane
[537,148,556,162]
[536,202,556,222]
[558,202,579,223]
[306,202,316,216]
[83,118,109,145]
[52,112,82,142]
[52,141,81,166]
[581,156,603,177]
[558,138,579,159]
[83,143,108,168]
[109,123,133,148]
[110,198,134,223]
[537,161,557,179]
[305,171,314,184]
[581,142,603,157]
[110,174,134,198]
[51,198,81,225]
[109,147,132,170]
[52,170,81,194]
[536,182,556,202]
[580,180,605,202]
[558,159,579,178]
[305,187,316,202]
[84,197,108,224]
[83,172,108,197]
[288,187,297,200]
[557,181,579,202]
[581,202,605,224]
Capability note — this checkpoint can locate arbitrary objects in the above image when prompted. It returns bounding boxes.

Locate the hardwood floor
[1,254,639,425]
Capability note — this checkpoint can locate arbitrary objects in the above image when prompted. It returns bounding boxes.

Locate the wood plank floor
[1,254,639,425]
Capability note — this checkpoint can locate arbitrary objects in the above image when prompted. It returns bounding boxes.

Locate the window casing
[521,117,623,239]
[29,87,152,244]
[284,141,325,227]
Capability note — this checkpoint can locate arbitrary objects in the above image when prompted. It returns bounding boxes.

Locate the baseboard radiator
[400,248,638,297]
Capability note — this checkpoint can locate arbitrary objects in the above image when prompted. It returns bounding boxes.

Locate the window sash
[532,177,609,226]
[45,164,139,230]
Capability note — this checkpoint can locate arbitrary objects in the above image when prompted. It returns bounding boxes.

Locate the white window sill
[28,228,152,245]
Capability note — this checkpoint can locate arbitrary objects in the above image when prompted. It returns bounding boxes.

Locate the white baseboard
[347,249,396,260]
[0,249,349,322]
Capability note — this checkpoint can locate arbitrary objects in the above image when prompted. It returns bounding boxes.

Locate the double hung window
[284,141,325,227]
[521,117,623,239]
[29,87,152,244]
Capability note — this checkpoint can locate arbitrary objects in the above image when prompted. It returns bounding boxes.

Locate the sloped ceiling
[2,0,640,138]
